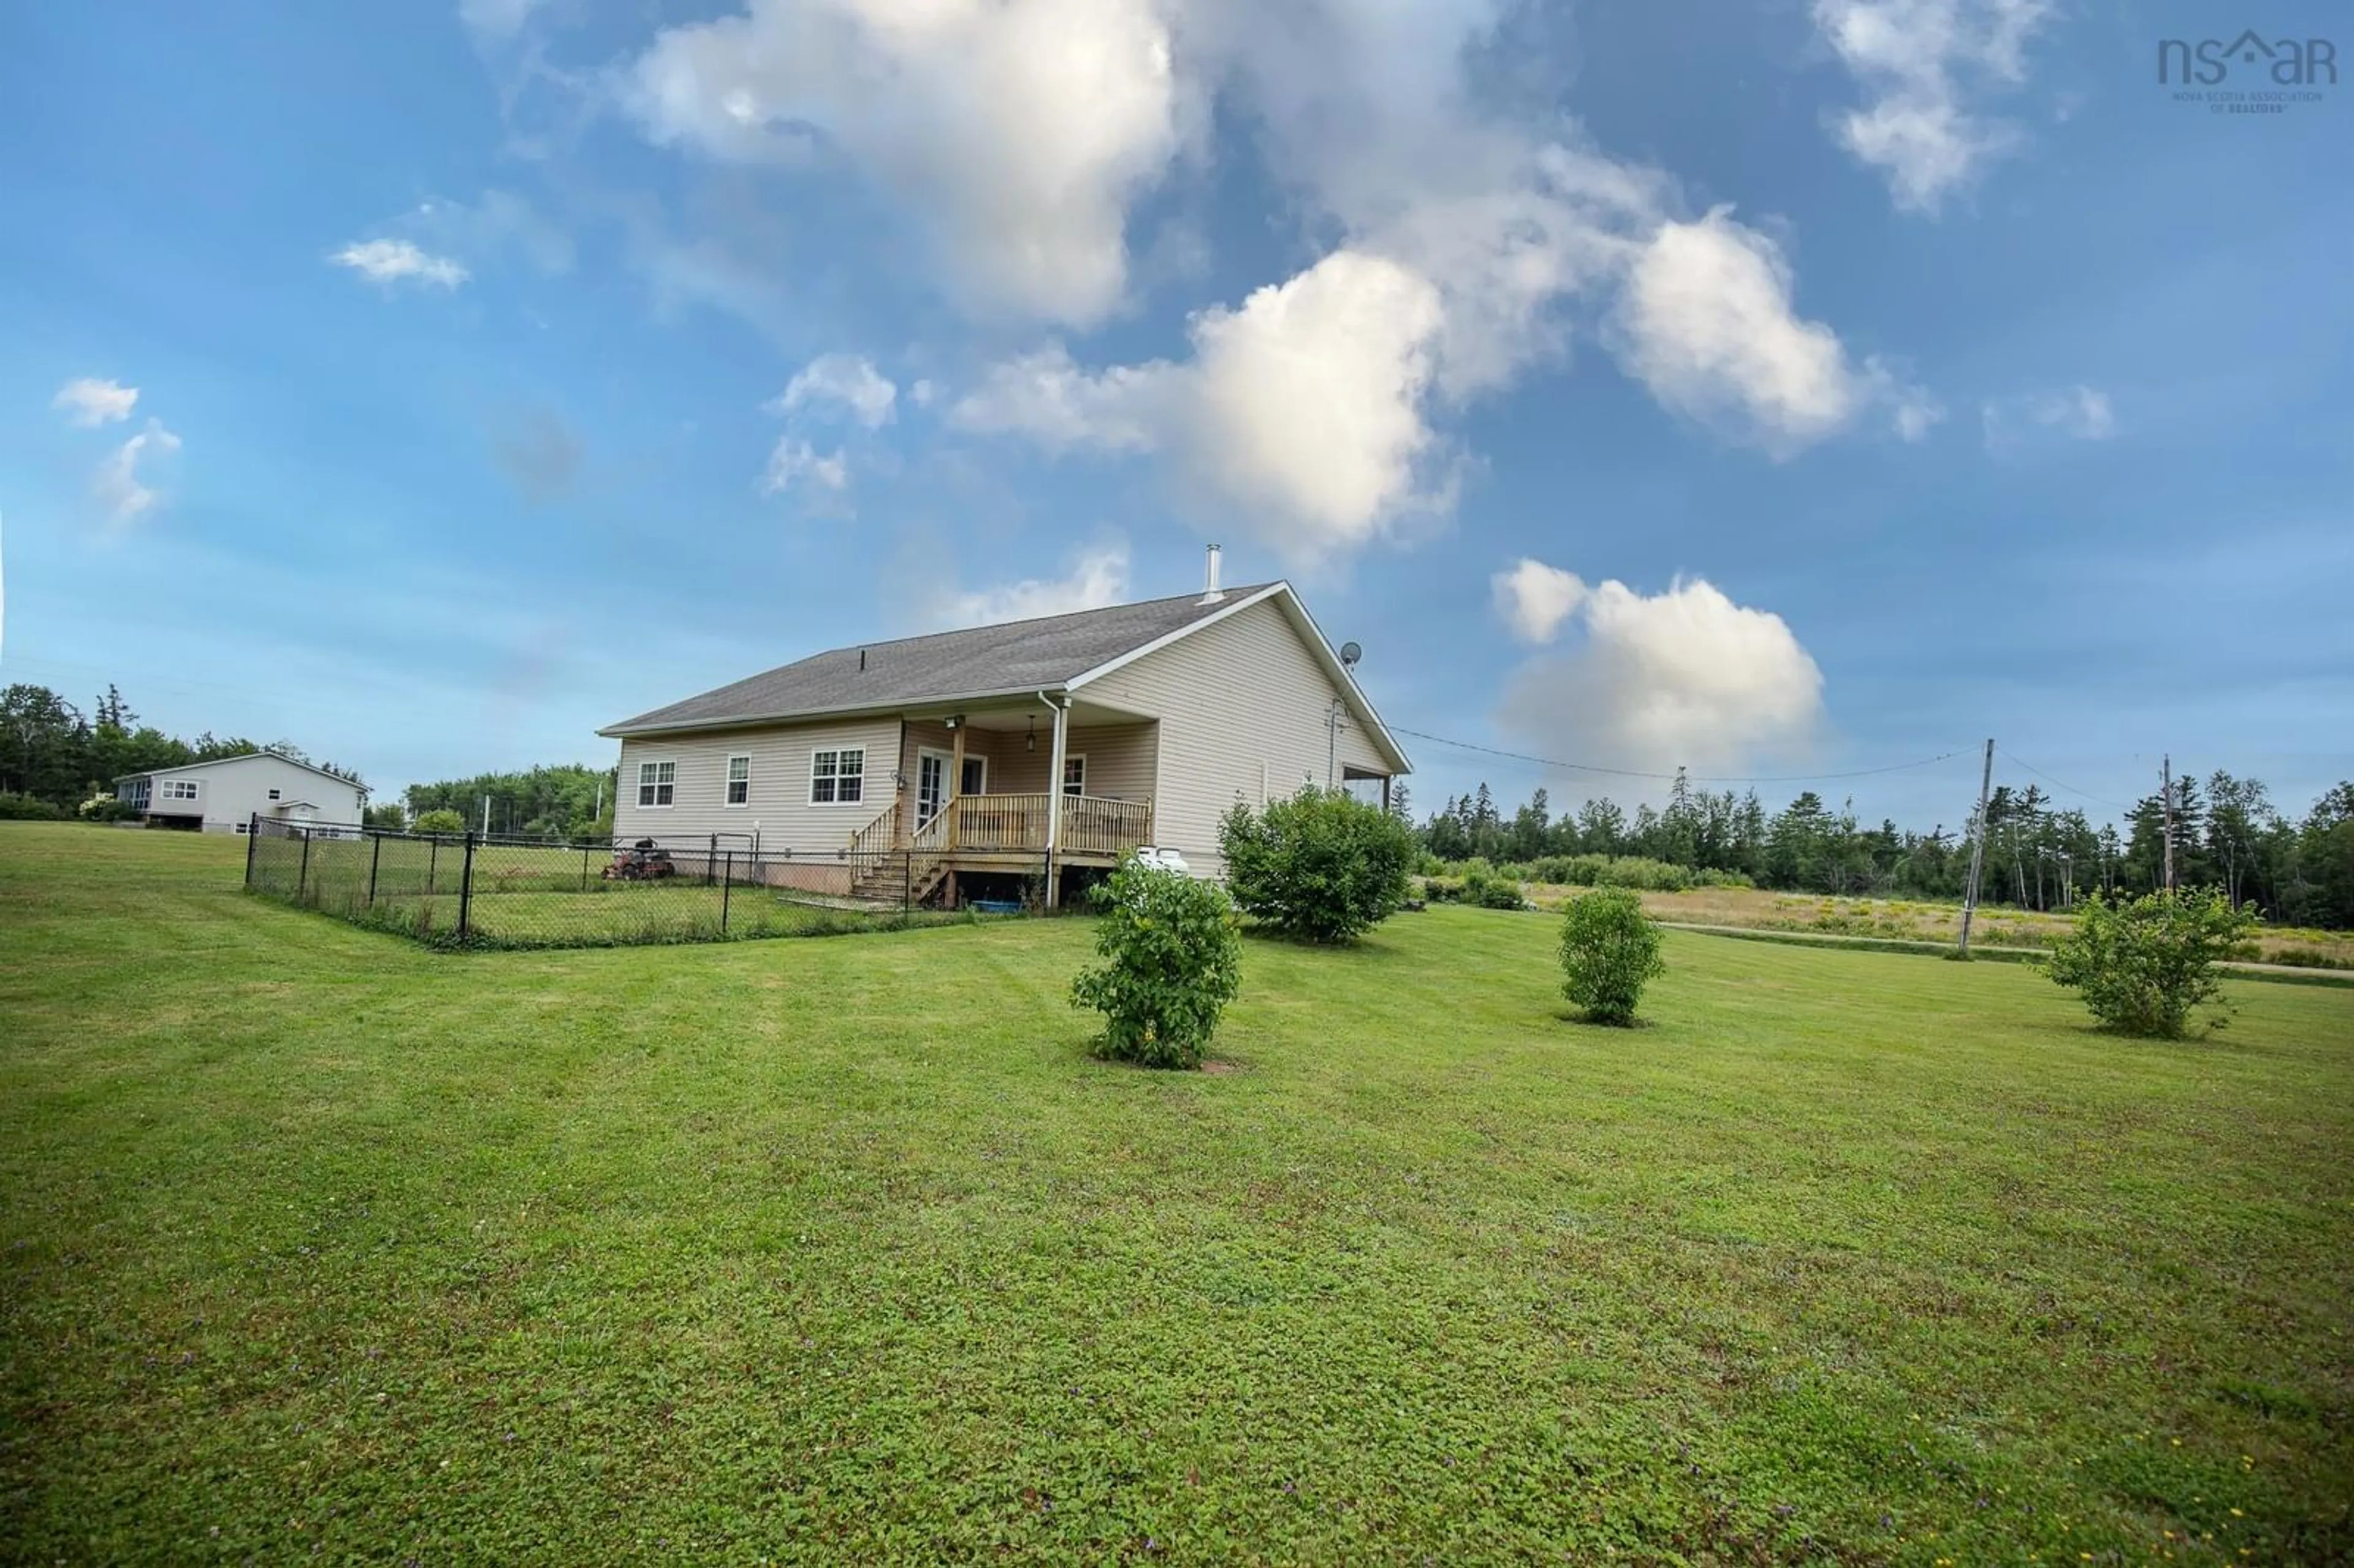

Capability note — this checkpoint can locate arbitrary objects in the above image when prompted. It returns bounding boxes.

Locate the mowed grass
[2,824,2350,1564]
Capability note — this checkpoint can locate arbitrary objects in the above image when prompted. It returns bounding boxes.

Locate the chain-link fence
[243,816,986,949]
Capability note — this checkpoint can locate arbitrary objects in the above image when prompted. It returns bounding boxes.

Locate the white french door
[916,751,949,828]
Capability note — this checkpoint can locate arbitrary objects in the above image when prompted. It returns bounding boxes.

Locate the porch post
[948,721,966,852]
[1043,696,1068,910]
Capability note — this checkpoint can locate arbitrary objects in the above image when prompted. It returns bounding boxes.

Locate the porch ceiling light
[1026,715,1036,752]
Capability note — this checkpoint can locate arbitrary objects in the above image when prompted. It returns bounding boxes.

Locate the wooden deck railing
[848,802,898,861]
[880,793,1153,858]
[1061,794,1154,856]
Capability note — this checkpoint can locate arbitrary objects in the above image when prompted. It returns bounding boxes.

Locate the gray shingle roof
[602,585,1279,735]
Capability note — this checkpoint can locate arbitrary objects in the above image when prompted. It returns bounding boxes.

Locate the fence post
[707,833,718,888]
[429,836,438,894]
[243,813,259,887]
[368,831,383,907]
[722,850,733,934]
[298,828,312,902]
[458,832,476,941]
[581,842,590,892]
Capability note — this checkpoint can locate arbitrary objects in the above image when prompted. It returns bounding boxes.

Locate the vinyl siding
[614,717,903,852]
[983,723,1157,803]
[1076,597,1392,873]
[133,755,367,834]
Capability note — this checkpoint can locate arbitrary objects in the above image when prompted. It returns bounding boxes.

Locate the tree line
[1,682,363,809]
[397,766,617,840]
[1395,767,2354,929]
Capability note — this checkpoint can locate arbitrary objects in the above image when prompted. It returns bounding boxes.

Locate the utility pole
[1325,700,1344,791]
[2161,755,2175,896]
[481,793,491,837]
[1958,737,1995,957]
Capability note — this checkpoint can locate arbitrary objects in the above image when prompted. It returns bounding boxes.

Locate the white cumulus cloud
[1814,0,2052,214]
[1492,558,1590,646]
[623,0,1183,327]
[956,249,1449,566]
[774,353,897,428]
[1496,568,1826,777]
[53,377,140,427]
[93,419,183,526]
[942,544,1131,628]
[761,438,849,496]
[330,238,471,289]
[619,1,1927,566]
[1610,209,1861,455]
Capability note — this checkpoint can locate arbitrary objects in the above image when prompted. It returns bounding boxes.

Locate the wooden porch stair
[848,851,948,906]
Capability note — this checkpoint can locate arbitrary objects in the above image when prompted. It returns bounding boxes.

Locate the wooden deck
[845,793,1152,904]
[908,793,1151,860]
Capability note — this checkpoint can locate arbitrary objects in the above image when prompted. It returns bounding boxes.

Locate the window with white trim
[1062,755,1087,797]
[636,759,676,808]
[162,779,200,801]
[809,748,864,804]
[725,755,751,807]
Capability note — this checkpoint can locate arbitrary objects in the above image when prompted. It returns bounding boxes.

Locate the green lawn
[3,823,2350,1564]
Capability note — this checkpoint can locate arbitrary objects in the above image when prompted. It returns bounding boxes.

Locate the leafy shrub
[411,808,467,835]
[1218,787,1416,943]
[1070,863,1242,1069]
[2043,888,2259,1038]
[1460,859,1528,910]
[1558,888,1668,1026]
[78,795,142,823]
[1501,854,1753,893]
[0,793,67,821]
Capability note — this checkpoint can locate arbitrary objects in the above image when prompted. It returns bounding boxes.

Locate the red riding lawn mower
[604,839,677,881]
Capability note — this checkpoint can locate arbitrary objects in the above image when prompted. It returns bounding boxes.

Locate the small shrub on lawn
[2044,886,2258,1038]
[412,808,467,835]
[1559,888,1667,1026]
[1460,859,1528,910]
[1071,862,1241,1069]
[1219,786,1416,942]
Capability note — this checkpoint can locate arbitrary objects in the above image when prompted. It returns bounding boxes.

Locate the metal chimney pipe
[1200,543,1224,604]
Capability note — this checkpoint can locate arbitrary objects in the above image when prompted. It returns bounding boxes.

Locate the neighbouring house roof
[113,750,367,792]
[601,580,1411,774]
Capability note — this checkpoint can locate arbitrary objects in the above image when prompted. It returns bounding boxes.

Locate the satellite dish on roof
[1339,641,1362,668]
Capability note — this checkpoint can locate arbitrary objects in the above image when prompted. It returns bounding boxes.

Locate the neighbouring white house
[598,549,1411,908]
[113,751,367,835]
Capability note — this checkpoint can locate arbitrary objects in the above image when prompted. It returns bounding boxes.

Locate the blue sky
[3,0,2347,828]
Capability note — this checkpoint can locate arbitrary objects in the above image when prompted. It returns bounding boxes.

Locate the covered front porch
[845,696,1159,907]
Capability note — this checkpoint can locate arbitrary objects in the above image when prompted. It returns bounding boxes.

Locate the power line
[1997,747,2135,813]
[1386,725,1965,786]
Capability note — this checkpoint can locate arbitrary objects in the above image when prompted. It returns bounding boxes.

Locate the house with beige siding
[598,555,1409,908]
